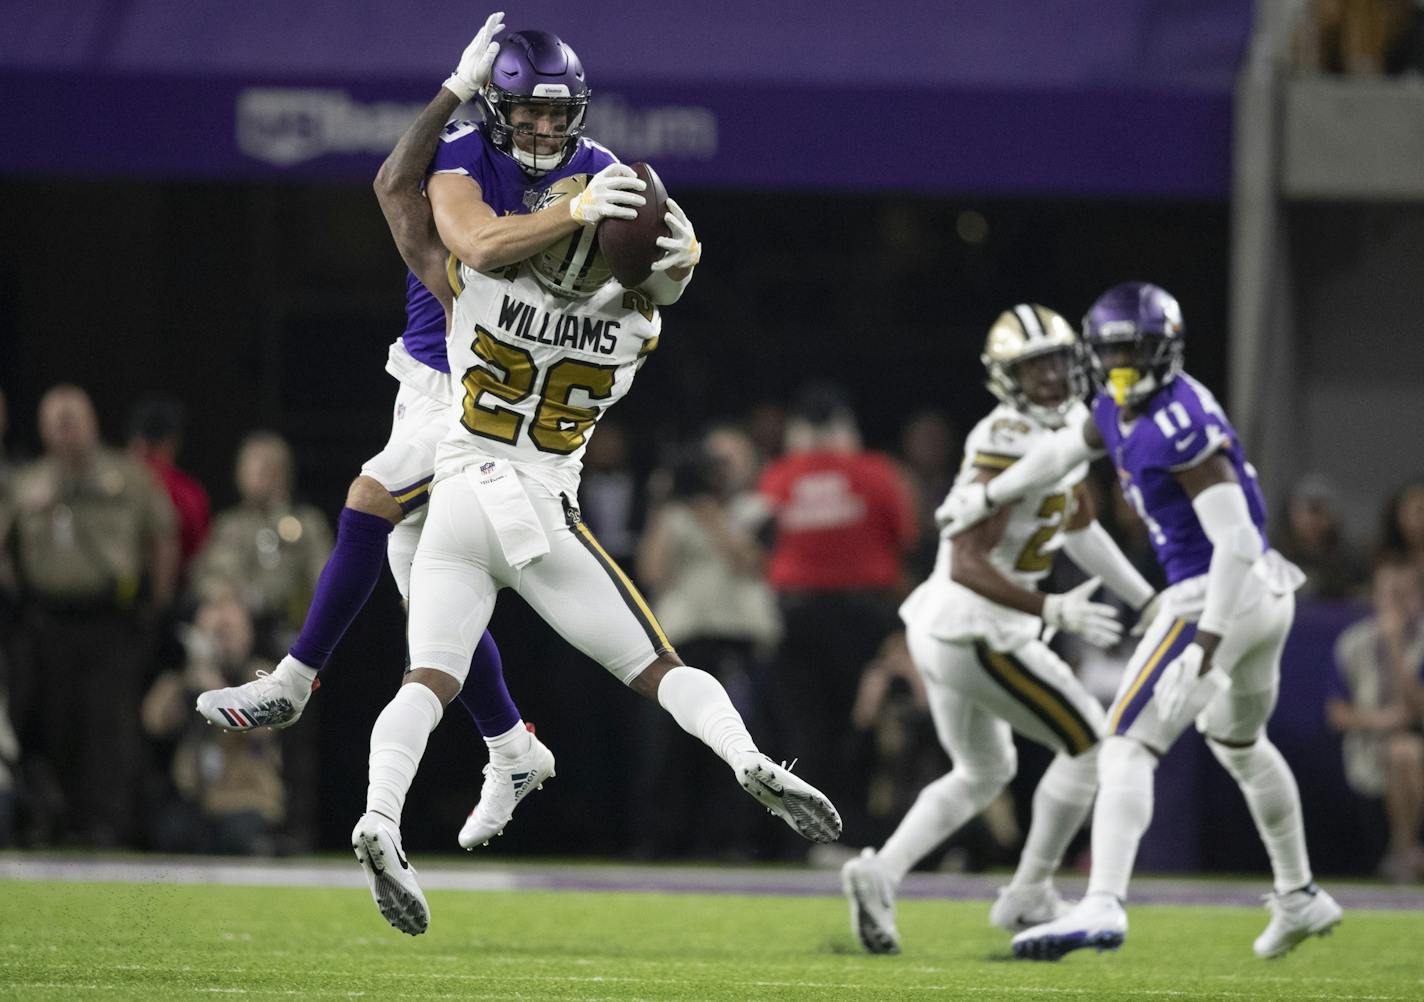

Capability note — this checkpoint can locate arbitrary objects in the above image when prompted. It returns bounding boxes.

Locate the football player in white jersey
[938,283,1339,961]
[348,91,841,939]
[194,13,586,851]
[841,305,1160,954]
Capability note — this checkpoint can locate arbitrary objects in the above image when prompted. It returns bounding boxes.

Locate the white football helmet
[528,175,613,298]
[981,303,1088,428]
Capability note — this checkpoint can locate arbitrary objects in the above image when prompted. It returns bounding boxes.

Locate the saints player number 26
[1014,492,1067,573]
[460,326,617,455]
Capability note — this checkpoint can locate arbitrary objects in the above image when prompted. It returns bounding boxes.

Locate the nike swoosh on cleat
[391,841,410,870]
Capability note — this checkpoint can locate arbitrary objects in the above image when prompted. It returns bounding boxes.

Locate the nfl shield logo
[480,462,496,475]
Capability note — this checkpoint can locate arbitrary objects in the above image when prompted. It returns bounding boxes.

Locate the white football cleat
[735,754,842,844]
[1011,891,1127,961]
[352,812,429,936]
[841,848,901,954]
[458,734,556,849]
[196,660,315,731]
[990,882,1073,933]
[1253,883,1342,959]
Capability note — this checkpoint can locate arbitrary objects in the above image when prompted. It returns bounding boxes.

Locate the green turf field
[1,880,1420,1000]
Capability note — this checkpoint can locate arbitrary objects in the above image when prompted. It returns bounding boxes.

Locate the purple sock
[289,507,393,671]
[454,630,522,737]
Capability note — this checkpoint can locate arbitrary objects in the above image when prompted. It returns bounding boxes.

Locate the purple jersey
[398,121,618,372]
[1092,373,1269,584]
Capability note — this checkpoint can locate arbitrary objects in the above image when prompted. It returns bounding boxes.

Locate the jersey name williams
[496,293,620,356]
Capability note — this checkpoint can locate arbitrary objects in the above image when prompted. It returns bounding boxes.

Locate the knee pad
[949,748,1017,811]
[1197,687,1272,746]
[1039,747,1099,805]
[1099,735,1155,786]
[1206,733,1267,781]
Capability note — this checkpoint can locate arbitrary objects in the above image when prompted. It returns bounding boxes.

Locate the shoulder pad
[967,409,1033,471]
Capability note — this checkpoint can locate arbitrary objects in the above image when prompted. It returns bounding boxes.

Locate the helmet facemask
[986,345,1088,429]
[479,85,589,177]
[1086,331,1183,408]
[981,304,1087,429]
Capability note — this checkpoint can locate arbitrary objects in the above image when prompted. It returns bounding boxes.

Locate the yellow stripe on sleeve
[393,482,431,505]
[972,452,1018,470]
[446,253,464,297]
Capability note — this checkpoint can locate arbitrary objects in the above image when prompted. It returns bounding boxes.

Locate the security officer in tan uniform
[190,431,331,656]
[8,384,178,846]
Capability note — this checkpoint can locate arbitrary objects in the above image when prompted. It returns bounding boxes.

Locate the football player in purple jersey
[938,282,1342,960]
[194,14,696,856]
[332,21,834,941]
[423,30,695,305]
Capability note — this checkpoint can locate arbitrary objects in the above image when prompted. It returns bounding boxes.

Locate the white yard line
[2,854,1422,911]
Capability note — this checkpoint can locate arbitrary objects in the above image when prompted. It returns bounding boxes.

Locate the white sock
[366,683,444,826]
[1208,737,1312,893]
[278,654,318,684]
[879,770,1005,885]
[1011,748,1098,889]
[655,666,759,767]
[1086,737,1156,900]
[484,719,533,763]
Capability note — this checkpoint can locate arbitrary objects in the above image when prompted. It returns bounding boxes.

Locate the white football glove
[568,163,646,224]
[651,198,701,272]
[934,481,996,535]
[1130,590,1164,637]
[1153,643,1229,722]
[1041,577,1123,649]
[444,11,506,102]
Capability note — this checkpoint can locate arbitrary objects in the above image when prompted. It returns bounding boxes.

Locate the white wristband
[443,74,476,103]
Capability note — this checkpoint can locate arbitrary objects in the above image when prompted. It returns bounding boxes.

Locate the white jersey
[900,402,1090,651]
[436,260,661,496]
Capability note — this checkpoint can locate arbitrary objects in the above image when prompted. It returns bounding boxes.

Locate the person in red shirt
[758,384,918,847]
[128,398,211,579]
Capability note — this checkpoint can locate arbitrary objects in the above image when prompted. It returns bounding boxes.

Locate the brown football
[597,162,670,289]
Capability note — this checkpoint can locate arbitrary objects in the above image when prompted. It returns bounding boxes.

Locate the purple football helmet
[1081,282,1185,407]
[477,30,590,177]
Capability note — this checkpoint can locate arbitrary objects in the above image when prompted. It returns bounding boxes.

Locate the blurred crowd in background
[1295,0,1424,75]
[0,378,1421,886]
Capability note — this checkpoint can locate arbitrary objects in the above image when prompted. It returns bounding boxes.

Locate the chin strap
[512,144,557,177]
